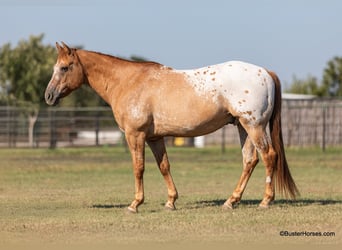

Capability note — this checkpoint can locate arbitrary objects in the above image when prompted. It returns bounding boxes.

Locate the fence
[0,106,121,148]
[0,98,341,148]
[203,98,342,149]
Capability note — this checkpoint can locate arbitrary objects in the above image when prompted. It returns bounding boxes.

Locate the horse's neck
[76,50,138,104]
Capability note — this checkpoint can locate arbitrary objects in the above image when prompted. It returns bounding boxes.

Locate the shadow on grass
[91,203,129,209]
[91,203,160,213]
[193,198,342,208]
[90,199,341,211]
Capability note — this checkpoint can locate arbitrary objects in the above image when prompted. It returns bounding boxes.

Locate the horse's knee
[159,161,170,176]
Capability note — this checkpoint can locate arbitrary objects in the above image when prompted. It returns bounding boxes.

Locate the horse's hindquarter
[178,61,275,127]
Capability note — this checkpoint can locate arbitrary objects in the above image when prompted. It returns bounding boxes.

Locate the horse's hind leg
[147,138,178,210]
[241,123,277,208]
[223,124,259,209]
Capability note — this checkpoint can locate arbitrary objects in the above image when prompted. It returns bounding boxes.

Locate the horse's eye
[61,66,68,72]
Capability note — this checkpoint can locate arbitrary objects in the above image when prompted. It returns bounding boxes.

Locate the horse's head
[45,42,85,106]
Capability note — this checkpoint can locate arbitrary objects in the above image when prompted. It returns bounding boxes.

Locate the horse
[45,42,299,213]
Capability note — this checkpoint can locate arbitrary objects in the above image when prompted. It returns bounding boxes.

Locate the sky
[1,0,342,87]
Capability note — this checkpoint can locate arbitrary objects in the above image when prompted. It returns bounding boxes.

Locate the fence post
[221,126,226,154]
[322,105,327,152]
[49,109,57,149]
[95,112,100,146]
[6,106,13,147]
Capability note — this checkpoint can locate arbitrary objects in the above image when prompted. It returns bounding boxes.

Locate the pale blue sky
[1,0,341,86]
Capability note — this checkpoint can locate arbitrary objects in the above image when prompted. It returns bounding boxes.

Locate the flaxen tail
[267,70,300,199]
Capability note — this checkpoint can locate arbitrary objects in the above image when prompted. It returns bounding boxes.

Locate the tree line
[285,57,342,97]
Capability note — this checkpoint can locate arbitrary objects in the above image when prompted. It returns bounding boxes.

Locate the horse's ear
[56,42,63,53]
[61,41,72,55]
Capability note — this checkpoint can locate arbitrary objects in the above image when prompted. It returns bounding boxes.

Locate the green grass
[0,146,341,247]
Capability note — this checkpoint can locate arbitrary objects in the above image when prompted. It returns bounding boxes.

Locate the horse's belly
[152,109,233,137]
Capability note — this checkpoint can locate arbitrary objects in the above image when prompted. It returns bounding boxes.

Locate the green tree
[0,34,56,146]
[130,55,149,62]
[285,75,321,95]
[322,56,342,97]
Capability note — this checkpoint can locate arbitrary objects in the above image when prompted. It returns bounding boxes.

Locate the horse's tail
[267,70,300,199]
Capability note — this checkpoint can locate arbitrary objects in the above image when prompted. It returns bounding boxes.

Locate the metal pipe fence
[0,106,122,148]
[0,98,341,149]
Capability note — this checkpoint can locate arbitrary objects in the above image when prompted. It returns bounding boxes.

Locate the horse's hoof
[258,203,269,209]
[127,206,138,214]
[165,202,176,211]
[222,201,235,210]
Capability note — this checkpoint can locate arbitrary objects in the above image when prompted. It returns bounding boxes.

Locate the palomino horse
[45,42,299,213]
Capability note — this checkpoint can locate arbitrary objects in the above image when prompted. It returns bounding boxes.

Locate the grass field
[0,146,341,248]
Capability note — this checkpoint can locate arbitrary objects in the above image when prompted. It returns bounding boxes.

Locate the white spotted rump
[175,61,275,126]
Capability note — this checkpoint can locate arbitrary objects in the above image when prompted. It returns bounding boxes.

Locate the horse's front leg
[147,138,178,210]
[125,132,146,213]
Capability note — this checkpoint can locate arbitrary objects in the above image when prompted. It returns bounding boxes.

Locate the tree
[285,75,321,95]
[130,55,149,62]
[322,56,342,97]
[0,34,56,146]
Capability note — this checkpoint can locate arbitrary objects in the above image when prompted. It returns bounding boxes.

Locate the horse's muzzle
[45,87,61,106]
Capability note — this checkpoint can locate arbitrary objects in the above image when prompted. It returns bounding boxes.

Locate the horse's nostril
[45,91,55,105]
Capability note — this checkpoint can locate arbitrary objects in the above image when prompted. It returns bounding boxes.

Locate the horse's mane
[82,49,163,67]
